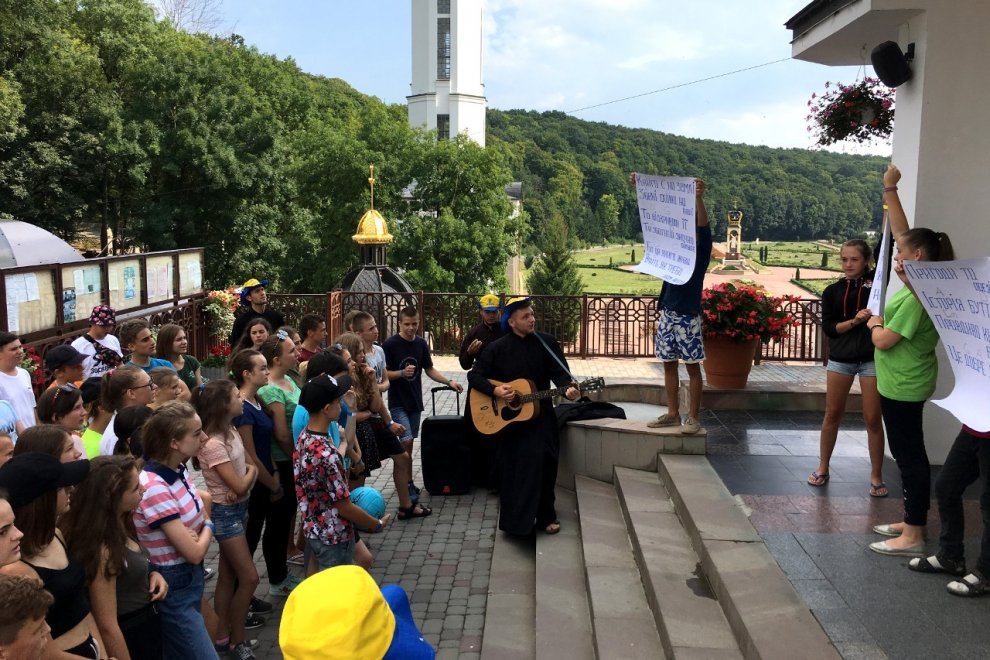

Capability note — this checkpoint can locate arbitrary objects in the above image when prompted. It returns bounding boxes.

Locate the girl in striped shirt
[134,401,218,659]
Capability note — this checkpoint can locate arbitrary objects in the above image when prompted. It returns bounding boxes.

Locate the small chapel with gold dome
[336,166,415,294]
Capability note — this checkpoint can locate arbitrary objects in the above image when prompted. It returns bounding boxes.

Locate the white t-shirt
[100,412,118,456]
[71,333,123,379]
[0,368,36,428]
[366,344,387,384]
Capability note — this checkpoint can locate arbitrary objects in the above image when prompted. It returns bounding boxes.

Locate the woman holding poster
[866,165,956,557]
[809,239,886,497]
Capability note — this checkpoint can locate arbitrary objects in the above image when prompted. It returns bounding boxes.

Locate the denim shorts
[306,536,355,571]
[212,500,249,541]
[826,359,876,378]
[389,407,422,442]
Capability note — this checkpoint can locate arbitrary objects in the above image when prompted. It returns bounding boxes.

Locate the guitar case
[421,386,471,496]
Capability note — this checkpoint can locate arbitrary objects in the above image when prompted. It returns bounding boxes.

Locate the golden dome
[352,209,394,245]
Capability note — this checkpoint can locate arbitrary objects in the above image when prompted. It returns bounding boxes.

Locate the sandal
[947,571,990,597]
[807,471,830,487]
[869,482,889,498]
[908,554,966,576]
[543,520,561,535]
[397,504,432,520]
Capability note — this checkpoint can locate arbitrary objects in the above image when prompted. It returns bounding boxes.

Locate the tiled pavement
[199,356,987,659]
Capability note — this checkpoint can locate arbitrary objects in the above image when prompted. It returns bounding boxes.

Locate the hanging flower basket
[806,78,895,146]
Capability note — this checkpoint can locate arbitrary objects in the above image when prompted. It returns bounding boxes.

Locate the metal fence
[265,291,828,364]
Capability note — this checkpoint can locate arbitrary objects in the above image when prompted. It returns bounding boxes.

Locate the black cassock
[468,331,572,535]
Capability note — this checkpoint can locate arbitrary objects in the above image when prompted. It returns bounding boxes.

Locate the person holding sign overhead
[631,175,711,435]
[809,239,887,497]
[867,164,957,557]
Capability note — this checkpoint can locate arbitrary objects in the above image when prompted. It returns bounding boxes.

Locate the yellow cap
[478,294,500,311]
[280,566,396,660]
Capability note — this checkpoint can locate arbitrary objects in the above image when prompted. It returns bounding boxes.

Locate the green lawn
[793,278,839,297]
[571,243,643,267]
[742,240,843,271]
[579,267,661,295]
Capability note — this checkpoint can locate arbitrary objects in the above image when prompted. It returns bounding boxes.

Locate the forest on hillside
[1,0,888,294]
[487,109,888,251]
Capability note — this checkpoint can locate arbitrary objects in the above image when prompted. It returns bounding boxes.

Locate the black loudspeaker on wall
[871,41,913,88]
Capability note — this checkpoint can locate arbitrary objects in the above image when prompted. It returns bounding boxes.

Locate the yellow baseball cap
[280,566,395,660]
[478,294,500,311]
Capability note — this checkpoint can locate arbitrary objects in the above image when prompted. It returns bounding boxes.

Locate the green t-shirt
[876,287,940,402]
[175,354,201,390]
[258,380,301,462]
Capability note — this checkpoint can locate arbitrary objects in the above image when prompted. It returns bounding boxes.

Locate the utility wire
[565,56,792,114]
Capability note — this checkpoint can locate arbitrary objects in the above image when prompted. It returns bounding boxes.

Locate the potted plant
[701,281,799,388]
[202,288,239,344]
[200,344,232,382]
[806,77,895,146]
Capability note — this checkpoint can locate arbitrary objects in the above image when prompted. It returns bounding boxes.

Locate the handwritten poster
[904,257,990,432]
[867,214,891,315]
[633,174,697,285]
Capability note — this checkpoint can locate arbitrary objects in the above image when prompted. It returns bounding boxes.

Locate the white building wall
[791,0,990,462]
[408,0,486,145]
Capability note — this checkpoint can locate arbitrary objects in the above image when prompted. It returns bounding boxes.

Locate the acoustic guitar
[470,377,606,435]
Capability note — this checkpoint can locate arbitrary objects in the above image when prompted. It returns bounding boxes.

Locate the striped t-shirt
[134,461,206,567]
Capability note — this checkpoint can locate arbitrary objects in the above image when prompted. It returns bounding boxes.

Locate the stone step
[535,487,594,660]
[614,466,743,660]
[480,527,536,659]
[598,379,861,413]
[575,474,665,659]
[659,455,840,660]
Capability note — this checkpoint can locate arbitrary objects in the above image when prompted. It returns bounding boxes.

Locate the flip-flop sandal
[543,520,561,535]
[869,482,889,498]
[397,504,432,520]
[807,471,830,487]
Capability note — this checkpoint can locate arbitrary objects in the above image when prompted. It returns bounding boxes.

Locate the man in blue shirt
[646,178,711,435]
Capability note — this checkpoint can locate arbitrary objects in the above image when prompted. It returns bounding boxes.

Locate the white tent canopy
[0,219,84,269]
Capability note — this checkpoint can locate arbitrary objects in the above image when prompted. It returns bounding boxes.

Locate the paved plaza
[199,355,988,659]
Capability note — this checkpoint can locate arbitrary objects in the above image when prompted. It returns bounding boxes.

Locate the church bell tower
[408,0,487,146]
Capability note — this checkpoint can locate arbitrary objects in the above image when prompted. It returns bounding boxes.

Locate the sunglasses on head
[52,382,78,402]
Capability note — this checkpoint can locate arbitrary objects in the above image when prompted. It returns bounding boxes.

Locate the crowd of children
[0,290,435,660]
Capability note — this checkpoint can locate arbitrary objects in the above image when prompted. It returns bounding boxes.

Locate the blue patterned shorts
[655,308,705,363]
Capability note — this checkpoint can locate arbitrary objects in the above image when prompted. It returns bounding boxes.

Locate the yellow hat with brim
[280,566,395,660]
[239,278,269,305]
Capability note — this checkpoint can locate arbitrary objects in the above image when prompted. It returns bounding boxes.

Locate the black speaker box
[871,41,912,88]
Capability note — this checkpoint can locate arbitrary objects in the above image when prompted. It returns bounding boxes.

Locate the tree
[597,193,620,243]
[391,134,523,293]
[149,0,224,33]
[527,212,583,342]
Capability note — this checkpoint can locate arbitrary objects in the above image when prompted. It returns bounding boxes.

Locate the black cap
[44,345,86,371]
[299,374,352,414]
[0,453,90,507]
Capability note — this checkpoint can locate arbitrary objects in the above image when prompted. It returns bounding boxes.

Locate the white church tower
[408,0,487,146]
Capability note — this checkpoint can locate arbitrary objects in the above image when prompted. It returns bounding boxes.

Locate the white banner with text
[633,174,696,285]
[904,257,990,432]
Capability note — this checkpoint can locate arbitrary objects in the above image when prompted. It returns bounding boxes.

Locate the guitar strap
[532,331,578,384]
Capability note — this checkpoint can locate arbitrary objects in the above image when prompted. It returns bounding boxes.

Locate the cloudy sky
[217,0,889,155]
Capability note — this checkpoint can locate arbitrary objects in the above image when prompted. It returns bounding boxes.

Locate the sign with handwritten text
[904,257,990,432]
[633,174,696,285]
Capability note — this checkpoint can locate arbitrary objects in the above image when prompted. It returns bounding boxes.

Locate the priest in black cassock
[468,297,579,536]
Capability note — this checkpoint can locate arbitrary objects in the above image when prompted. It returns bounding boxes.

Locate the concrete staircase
[482,455,839,660]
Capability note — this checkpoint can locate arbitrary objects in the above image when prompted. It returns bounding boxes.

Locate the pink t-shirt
[134,462,206,567]
[198,432,249,505]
